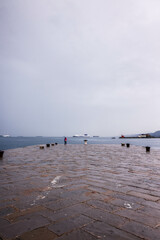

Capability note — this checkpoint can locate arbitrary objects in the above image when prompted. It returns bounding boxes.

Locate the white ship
[0,135,10,137]
[73,133,90,137]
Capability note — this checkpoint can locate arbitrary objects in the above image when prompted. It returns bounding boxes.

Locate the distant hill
[150,130,160,138]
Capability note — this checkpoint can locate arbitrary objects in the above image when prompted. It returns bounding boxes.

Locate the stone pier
[0,144,160,240]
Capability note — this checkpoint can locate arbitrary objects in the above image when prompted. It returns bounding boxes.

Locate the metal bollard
[51,143,55,146]
[146,146,150,153]
[121,143,125,147]
[40,146,44,149]
[126,143,130,148]
[0,150,4,159]
[46,144,50,147]
[55,143,58,145]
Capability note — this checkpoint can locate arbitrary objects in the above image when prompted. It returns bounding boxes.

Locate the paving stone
[44,198,82,211]
[82,207,127,227]
[127,191,160,202]
[116,208,160,227]
[40,203,91,222]
[120,221,160,240]
[141,200,160,210]
[137,206,160,219]
[110,198,142,210]
[0,218,10,233]
[57,229,98,240]
[65,183,89,190]
[14,227,57,240]
[84,190,104,199]
[13,212,44,223]
[48,215,93,236]
[83,221,141,240]
[87,186,110,194]
[58,189,88,199]
[0,199,18,209]
[86,199,121,212]
[0,206,15,217]
[0,215,49,239]
[6,206,46,222]
[61,193,91,202]
[110,193,144,205]
[122,186,160,198]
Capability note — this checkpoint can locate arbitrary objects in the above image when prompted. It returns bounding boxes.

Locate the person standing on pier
[64,137,67,145]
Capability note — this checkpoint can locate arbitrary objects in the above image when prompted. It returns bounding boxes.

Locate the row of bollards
[1,143,59,160]
[121,143,150,153]
[39,143,58,149]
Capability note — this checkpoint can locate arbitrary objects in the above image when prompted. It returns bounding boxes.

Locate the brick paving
[0,144,160,240]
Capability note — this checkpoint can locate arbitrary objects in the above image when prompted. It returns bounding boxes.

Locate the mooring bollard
[0,150,4,159]
[126,143,130,148]
[55,143,58,145]
[121,143,125,147]
[46,144,50,147]
[39,146,44,149]
[146,146,150,153]
[51,143,55,146]
[84,140,88,145]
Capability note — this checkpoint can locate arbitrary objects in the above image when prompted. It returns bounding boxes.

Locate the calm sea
[0,136,160,150]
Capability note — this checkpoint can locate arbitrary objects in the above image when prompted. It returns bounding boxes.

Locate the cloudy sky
[1,0,160,137]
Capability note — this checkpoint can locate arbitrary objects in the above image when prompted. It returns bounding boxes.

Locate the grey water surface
[0,136,160,150]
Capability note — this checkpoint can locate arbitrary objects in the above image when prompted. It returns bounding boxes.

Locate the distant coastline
[119,130,160,139]
[119,136,159,139]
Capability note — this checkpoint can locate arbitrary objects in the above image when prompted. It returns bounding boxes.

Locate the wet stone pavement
[0,144,160,240]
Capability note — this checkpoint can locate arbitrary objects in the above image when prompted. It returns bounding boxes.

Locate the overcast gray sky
[1,0,160,137]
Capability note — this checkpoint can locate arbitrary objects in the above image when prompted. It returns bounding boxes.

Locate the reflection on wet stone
[0,144,160,239]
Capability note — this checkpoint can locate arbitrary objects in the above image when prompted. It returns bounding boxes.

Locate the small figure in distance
[64,137,67,145]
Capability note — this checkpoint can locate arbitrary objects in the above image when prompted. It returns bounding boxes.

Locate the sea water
[0,136,160,150]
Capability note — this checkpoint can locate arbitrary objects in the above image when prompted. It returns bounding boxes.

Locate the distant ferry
[73,134,90,137]
[0,135,10,137]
